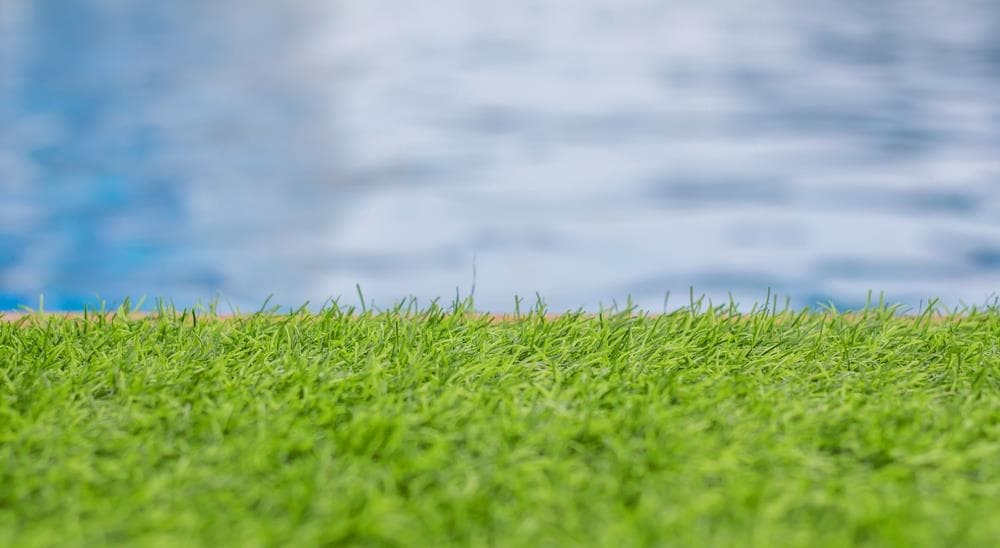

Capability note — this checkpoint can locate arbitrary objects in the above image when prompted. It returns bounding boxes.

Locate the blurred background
[2,0,999,312]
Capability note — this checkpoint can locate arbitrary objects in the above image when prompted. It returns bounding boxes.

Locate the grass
[1,298,998,547]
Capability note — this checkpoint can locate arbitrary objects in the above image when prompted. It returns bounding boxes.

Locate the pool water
[2,0,999,311]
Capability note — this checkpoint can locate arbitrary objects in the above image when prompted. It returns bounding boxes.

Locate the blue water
[2,0,999,311]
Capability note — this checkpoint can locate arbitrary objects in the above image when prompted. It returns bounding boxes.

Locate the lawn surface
[1,301,998,546]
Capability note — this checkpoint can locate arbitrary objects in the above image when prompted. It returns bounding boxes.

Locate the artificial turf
[0,299,998,546]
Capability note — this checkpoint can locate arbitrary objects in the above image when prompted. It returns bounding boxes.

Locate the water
[2,0,999,312]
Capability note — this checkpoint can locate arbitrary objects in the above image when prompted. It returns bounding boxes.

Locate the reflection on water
[2,0,999,311]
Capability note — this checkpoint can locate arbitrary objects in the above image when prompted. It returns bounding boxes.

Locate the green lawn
[1,300,998,546]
